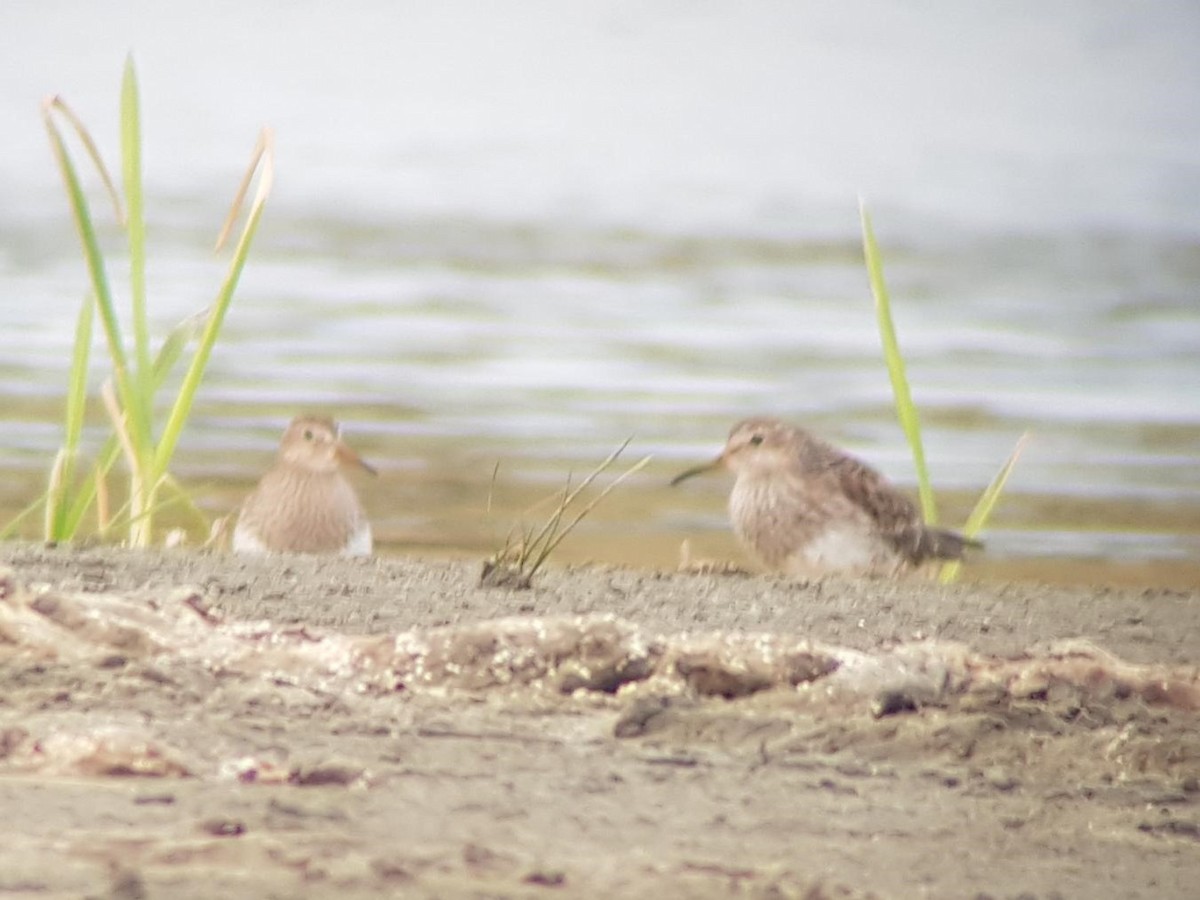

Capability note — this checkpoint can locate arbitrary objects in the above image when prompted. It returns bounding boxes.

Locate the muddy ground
[0,543,1196,899]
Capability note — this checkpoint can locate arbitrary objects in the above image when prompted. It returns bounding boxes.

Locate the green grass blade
[47,292,96,538]
[100,376,158,546]
[58,313,200,539]
[159,473,214,535]
[860,198,937,525]
[43,97,125,225]
[42,100,142,460]
[63,293,94,468]
[938,432,1031,584]
[151,310,206,391]
[1,496,45,540]
[61,436,121,539]
[121,55,154,447]
[960,431,1031,539]
[153,129,274,475]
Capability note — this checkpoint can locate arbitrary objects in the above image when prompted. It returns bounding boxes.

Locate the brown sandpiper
[233,415,376,557]
[671,416,978,577]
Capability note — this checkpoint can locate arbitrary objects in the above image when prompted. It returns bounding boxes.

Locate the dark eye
[303,429,314,441]
[749,434,764,446]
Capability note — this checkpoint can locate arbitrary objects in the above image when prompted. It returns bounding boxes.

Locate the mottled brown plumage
[233,416,375,557]
[672,417,977,577]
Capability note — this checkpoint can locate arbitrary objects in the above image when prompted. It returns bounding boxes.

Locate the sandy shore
[0,543,1197,899]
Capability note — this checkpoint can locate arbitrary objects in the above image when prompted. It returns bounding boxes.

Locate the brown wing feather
[786,428,975,565]
[810,447,939,563]
[826,453,921,532]
[826,452,976,562]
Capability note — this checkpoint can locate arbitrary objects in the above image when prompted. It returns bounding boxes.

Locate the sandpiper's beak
[669,455,724,486]
[336,440,377,476]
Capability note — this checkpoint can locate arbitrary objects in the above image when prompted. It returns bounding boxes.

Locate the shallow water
[1,2,1198,584]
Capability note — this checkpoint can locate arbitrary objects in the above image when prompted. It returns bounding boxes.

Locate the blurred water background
[1,1,1198,585]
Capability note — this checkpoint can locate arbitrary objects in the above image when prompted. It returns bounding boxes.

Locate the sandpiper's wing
[826,451,973,562]
[824,452,919,529]
[818,449,949,563]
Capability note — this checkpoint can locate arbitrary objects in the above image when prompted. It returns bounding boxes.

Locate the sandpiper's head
[278,416,376,475]
[670,416,804,485]
[718,417,807,477]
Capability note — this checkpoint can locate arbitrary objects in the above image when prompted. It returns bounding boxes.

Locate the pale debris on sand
[1,565,1197,779]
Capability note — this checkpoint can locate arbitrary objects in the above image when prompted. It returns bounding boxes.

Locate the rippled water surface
[1,2,1198,584]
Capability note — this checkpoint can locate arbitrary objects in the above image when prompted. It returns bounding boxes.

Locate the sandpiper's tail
[913,526,983,562]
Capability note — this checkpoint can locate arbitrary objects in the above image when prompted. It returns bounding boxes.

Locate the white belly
[341,523,373,557]
[232,522,272,556]
[785,523,895,576]
[232,520,373,557]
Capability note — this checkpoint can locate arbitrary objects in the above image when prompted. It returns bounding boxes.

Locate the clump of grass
[481,440,652,589]
[859,198,1027,582]
[5,55,273,547]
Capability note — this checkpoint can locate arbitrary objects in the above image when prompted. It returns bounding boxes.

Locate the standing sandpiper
[233,415,376,557]
[671,416,978,577]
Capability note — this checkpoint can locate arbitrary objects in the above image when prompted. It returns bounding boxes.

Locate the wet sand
[0,543,1197,899]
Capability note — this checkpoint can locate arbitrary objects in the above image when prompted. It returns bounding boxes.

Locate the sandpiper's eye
[303,429,314,441]
[749,434,764,446]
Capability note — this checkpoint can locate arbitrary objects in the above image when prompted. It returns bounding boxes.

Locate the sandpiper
[671,416,978,577]
[233,415,376,557]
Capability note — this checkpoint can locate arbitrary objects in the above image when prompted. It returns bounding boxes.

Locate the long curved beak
[336,440,378,476]
[669,456,723,486]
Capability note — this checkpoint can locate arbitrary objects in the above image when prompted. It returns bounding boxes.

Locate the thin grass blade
[63,293,94,471]
[120,56,154,440]
[938,432,1031,584]
[43,449,67,541]
[528,437,635,559]
[215,129,269,252]
[859,198,938,525]
[532,454,653,574]
[486,460,501,516]
[100,378,149,543]
[44,97,124,225]
[524,475,574,565]
[153,128,275,475]
[150,310,206,391]
[159,473,214,536]
[558,438,634,510]
[515,439,635,572]
[120,476,201,535]
[59,311,199,539]
[0,498,45,540]
[42,101,135,418]
[61,436,120,538]
[95,462,112,537]
[44,292,96,538]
